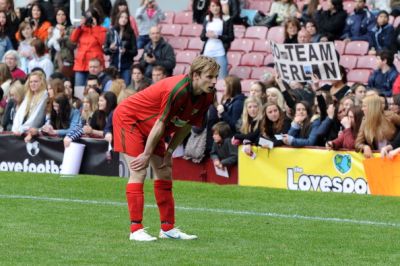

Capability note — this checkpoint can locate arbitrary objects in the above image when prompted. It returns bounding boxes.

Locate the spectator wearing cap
[368,10,394,55]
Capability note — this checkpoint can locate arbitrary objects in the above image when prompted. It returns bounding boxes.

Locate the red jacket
[392,75,400,95]
[70,25,107,71]
[331,128,355,150]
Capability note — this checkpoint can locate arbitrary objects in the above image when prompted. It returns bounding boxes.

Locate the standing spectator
[233,96,263,145]
[0,62,12,119]
[368,10,394,55]
[80,91,99,126]
[47,7,75,80]
[104,10,138,86]
[217,75,246,133]
[200,0,234,80]
[269,0,298,26]
[70,7,107,86]
[0,0,19,49]
[2,50,26,79]
[296,0,318,23]
[193,0,210,24]
[28,39,54,79]
[315,0,347,40]
[111,0,139,37]
[284,17,301,44]
[127,64,152,92]
[93,0,112,28]
[0,10,12,60]
[368,50,398,97]
[249,81,267,104]
[1,80,25,131]
[17,21,34,73]
[140,26,176,78]
[87,58,112,92]
[259,102,291,147]
[12,71,48,134]
[355,95,400,157]
[320,65,350,102]
[350,83,366,106]
[23,2,52,42]
[135,0,165,49]
[341,0,375,43]
[305,19,321,43]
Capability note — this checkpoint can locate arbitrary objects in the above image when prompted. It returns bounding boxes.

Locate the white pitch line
[1,194,399,228]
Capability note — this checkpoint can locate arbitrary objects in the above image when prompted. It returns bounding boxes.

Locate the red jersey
[114,74,214,136]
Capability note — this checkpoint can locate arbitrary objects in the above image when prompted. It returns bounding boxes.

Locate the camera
[84,14,93,26]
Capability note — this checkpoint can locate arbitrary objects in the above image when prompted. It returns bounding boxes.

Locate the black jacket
[200,15,234,54]
[315,9,347,40]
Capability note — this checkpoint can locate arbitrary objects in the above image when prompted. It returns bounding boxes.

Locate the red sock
[126,183,144,232]
[154,180,175,231]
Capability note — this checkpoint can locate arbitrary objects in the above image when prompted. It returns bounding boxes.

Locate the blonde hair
[23,71,47,119]
[189,55,220,80]
[362,95,395,144]
[9,80,26,104]
[117,88,135,104]
[240,96,263,134]
[81,92,99,122]
[266,87,285,111]
[109,78,126,97]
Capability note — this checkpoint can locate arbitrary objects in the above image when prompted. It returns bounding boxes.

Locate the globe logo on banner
[333,154,351,174]
[26,141,40,157]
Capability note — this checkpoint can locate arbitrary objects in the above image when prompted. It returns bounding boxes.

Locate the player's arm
[166,124,192,155]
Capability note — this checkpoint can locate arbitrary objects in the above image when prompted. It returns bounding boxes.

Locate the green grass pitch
[1,172,400,265]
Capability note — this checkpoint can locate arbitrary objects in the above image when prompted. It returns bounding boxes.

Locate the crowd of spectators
[2,0,400,170]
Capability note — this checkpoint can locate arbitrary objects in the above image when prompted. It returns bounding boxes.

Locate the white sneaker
[159,228,198,240]
[129,228,157,242]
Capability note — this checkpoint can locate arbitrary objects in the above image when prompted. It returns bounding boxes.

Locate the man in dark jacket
[314,0,348,40]
[341,0,375,42]
[140,26,176,78]
[368,50,398,97]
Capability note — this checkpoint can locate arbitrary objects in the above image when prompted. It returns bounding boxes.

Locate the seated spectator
[355,95,400,157]
[64,91,117,147]
[84,74,102,95]
[28,39,54,80]
[127,64,152,92]
[104,10,137,86]
[80,92,99,125]
[200,0,233,80]
[87,58,113,93]
[297,28,312,44]
[210,121,238,170]
[368,50,398,97]
[341,0,375,43]
[17,21,34,73]
[1,80,25,131]
[249,81,267,104]
[259,102,291,147]
[135,0,165,49]
[284,17,301,44]
[25,93,81,141]
[140,26,176,78]
[305,19,321,43]
[350,83,367,106]
[388,94,400,114]
[314,0,347,40]
[368,10,394,55]
[0,62,12,100]
[266,87,286,112]
[216,75,246,133]
[326,106,363,149]
[12,71,48,134]
[232,96,263,144]
[109,78,126,99]
[1,0,19,49]
[151,65,167,83]
[70,7,107,86]
[269,0,298,27]
[63,78,81,109]
[283,101,321,147]
[111,0,139,36]
[2,50,26,79]
[0,11,13,60]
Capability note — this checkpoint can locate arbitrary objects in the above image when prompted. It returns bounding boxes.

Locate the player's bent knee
[153,166,172,181]
[128,168,147,183]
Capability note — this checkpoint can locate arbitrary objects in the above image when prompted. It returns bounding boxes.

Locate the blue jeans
[137,35,150,49]
[214,55,228,80]
[75,71,88,87]
[120,68,131,87]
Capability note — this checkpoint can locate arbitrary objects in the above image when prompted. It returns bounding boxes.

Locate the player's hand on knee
[131,153,151,170]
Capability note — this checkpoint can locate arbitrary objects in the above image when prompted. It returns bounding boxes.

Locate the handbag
[183,128,207,163]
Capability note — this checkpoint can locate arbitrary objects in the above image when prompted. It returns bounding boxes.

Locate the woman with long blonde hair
[12,71,48,134]
[355,95,400,158]
[233,96,263,144]
[81,92,99,125]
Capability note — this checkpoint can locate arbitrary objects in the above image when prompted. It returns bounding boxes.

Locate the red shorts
[113,114,166,157]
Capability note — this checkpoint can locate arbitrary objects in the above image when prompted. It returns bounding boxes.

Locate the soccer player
[113,55,219,241]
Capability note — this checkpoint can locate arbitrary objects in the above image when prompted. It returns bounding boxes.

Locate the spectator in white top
[135,0,165,49]
[28,39,54,80]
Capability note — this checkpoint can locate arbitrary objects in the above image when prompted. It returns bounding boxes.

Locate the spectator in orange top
[70,6,107,87]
